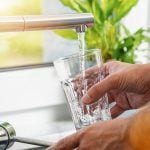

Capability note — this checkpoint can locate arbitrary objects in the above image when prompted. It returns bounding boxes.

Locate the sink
[9,129,75,150]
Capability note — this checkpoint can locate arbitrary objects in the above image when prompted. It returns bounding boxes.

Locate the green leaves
[112,0,138,23]
[60,0,92,12]
[57,0,149,63]
[113,28,149,63]
[101,0,118,19]
[92,0,104,25]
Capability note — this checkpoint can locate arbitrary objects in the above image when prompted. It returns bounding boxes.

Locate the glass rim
[54,49,101,63]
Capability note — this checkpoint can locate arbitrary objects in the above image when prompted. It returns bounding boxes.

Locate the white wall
[0,67,73,139]
[123,0,150,63]
[123,0,149,32]
[0,67,65,113]
[148,0,150,27]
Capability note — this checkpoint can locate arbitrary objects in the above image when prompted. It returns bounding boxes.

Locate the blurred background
[0,0,42,67]
[0,0,149,68]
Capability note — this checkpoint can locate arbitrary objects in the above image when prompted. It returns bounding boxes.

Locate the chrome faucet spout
[0,13,94,32]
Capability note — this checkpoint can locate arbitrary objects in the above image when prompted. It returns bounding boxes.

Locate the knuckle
[54,139,67,150]
[78,128,87,138]
[109,73,121,89]
[92,83,100,95]
[79,143,88,150]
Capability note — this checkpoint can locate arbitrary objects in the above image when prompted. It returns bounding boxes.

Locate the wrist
[128,107,150,150]
[119,118,134,150]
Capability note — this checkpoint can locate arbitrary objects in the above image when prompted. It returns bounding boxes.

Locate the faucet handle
[0,122,16,149]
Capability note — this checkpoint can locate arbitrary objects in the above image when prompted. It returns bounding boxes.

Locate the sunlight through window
[0,0,20,12]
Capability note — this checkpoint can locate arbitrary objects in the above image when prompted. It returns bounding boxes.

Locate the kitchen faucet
[0,13,94,33]
[0,13,94,149]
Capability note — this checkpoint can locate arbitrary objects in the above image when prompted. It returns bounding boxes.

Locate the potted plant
[55,0,150,63]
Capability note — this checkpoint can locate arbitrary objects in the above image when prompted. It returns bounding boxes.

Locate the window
[0,0,43,67]
[0,0,79,68]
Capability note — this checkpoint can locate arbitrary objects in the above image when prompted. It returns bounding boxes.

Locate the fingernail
[82,94,92,104]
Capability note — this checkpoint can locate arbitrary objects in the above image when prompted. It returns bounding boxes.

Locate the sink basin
[10,129,75,150]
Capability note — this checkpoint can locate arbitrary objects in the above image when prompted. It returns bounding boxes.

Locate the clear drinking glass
[54,49,111,130]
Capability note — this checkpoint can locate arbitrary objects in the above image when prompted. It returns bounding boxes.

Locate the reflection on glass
[54,50,111,130]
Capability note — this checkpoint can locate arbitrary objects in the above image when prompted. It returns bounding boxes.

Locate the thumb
[82,73,119,104]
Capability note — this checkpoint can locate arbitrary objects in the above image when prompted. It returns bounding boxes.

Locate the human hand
[49,118,132,150]
[82,61,150,117]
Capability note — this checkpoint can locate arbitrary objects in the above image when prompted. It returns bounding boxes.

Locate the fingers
[111,105,125,118]
[82,73,118,104]
[107,92,115,103]
[74,65,99,81]
[53,132,81,150]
